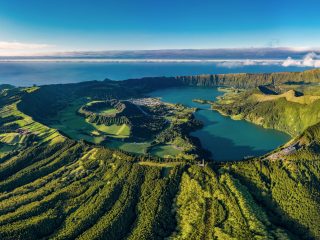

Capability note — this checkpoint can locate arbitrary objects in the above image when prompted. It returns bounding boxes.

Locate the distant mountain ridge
[177,68,320,88]
[120,69,320,90]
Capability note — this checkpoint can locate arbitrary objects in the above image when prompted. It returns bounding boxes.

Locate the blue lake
[149,87,290,161]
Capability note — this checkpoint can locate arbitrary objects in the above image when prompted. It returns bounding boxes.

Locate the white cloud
[217,59,261,68]
[0,41,52,50]
[282,57,298,67]
[216,56,320,69]
[302,52,320,67]
[282,52,320,68]
[216,61,243,68]
[0,41,55,56]
[216,59,281,68]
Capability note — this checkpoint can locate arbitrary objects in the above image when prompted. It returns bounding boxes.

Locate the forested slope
[0,138,319,239]
[0,71,320,239]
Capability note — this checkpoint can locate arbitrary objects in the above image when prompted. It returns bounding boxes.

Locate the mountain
[0,69,319,239]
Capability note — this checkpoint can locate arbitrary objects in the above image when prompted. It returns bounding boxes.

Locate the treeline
[88,115,129,126]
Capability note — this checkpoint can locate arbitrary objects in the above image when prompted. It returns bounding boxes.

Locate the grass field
[98,107,118,115]
[90,122,130,138]
[251,90,320,104]
[278,83,320,96]
[50,99,98,141]
[50,99,130,143]
[106,140,151,154]
[84,101,119,115]
[149,144,182,158]
[1,103,64,145]
[0,100,64,158]
[0,133,26,145]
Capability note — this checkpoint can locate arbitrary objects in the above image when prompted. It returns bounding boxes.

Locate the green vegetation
[0,69,320,239]
[49,99,109,144]
[149,144,182,159]
[92,123,130,137]
[210,87,320,136]
[99,108,118,115]
[83,101,120,115]
[106,140,151,154]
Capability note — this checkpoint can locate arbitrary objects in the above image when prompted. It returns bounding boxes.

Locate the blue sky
[0,0,320,53]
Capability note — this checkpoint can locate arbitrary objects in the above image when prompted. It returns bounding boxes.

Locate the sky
[0,0,320,55]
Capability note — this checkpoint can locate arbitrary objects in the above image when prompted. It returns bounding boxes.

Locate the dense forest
[0,69,320,239]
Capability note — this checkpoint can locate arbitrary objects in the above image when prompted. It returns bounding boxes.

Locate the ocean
[0,61,311,86]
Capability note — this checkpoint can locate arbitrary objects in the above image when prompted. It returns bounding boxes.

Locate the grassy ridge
[211,88,320,136]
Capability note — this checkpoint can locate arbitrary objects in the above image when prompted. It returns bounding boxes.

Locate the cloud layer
[0,41,55,56]
[216,59,281,68]
[0,46,319,69]
[282,52,320,68]
[210,53,320,68]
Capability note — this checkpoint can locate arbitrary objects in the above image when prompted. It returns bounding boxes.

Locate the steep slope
[177,69,320,88]
[211,89,320,136]
[0,138,319,239]
[0,72,320,239]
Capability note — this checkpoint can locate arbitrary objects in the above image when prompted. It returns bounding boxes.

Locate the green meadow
[49,99,130,144]
[106,140,151,154]
[149,144,182,158]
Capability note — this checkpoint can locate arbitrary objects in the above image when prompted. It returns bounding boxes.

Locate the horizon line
[1,46,320,57]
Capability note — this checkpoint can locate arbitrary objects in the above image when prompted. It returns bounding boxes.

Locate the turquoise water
[149,87,290,161]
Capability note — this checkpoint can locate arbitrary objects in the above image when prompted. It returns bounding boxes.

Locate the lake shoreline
[149,86,290,161]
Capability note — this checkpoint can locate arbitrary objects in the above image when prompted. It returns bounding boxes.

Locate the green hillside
[0,69,320,239]
[210,88,320,136]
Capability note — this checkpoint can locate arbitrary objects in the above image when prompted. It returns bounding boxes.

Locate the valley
[0,69,320,239]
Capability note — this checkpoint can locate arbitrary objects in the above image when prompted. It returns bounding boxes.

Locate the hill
[0,70,320,239]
